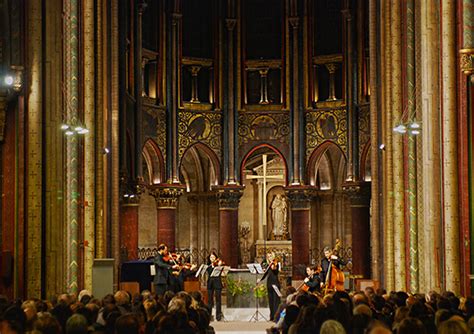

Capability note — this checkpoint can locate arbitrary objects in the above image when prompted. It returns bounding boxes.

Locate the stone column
[150,185,185,250]
[214,186,244,268]
[343,182,371,279]
[441,0,460,294]
[286,186,311,280]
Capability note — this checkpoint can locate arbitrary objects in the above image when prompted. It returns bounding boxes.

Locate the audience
[3,284,474,334]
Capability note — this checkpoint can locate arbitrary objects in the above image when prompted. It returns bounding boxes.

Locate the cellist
[319,246,345,290]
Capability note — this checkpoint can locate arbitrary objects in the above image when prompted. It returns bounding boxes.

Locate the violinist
[153,244,179,296]
[259,252,281,321]
[174,253,198,292]
[303,266,322,293]
[206,252,224,321]
[320,246,345,289]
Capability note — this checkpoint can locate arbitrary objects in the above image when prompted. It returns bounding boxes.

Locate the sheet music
[221,266,231,277]
[246,263,257,274]
[211,266,224,277]
[195,264,208,278]
[254,263,264,274]
[272,284,282,297]
[150,264,156,276]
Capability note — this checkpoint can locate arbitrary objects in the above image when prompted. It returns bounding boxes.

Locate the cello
[323,239,345,293]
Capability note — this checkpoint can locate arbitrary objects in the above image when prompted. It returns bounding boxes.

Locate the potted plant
[253,283,269,307]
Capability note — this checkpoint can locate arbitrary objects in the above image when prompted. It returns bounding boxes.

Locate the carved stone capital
[225,18,237,31]
[212,185,244,210]
[149,184,185,209]
[288,17,299,29]
[172,13,182,25]
[460,48,474,76]
[342,181,370,206]
[285,186,314,210]
[325,63,338,74]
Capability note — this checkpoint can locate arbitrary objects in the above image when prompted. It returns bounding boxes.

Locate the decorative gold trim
[182,57,213,67]
[313,54,343,65]
[245,59,282,70]
[182,102,214,111]
[314,100,345,109]
[459,48,474,76]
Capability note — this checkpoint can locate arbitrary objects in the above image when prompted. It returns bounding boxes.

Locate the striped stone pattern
[64,0,80,294]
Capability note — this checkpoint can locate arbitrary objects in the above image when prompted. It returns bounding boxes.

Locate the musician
[303,266,321,293]
[153,244,179,296]
[320,246,345,287]
[206,252,224,321]
[260,253,281,321]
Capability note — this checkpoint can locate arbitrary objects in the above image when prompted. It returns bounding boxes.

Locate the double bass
[323,239,345,293]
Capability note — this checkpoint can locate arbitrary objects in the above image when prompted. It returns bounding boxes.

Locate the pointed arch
[179,143,221,190]
[360,140,371,181]
[306,141,347,188]
[142,139,165,184]
[240,143,289,186]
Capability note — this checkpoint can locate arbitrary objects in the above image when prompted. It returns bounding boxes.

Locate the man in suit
[320,246,345,288]
[153,244,178,296]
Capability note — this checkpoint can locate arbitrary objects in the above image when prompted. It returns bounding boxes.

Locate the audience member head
[438,318,470,334]
[34,313,61,334]
[0,305,26,334]
[114,291,130,307]
[320,319,346,334]
[65,314,88,334]
[115,314,139,334]
[398,317,427,334]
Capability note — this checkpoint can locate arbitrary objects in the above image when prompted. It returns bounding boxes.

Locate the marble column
[214,186,244,268]
[150,184,185,250]
[441,0,460,294]
[343,182,371,279]
[286,186,311,280]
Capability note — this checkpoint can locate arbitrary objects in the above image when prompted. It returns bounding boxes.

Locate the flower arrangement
[253,283,268,299]
[226,276,252,296]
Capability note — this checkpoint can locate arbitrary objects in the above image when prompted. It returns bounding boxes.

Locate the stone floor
[209,307,274,333]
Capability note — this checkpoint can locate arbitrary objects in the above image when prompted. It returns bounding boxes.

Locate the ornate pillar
[214,186,244,268]
[368,0,381,282]
[441,0,460,294]
[150,184,185,250]
[286,186,311,279]
[224,0,237,183]
[343,182,371,279]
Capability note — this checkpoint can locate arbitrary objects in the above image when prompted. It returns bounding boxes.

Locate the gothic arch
[142,139,165,184]
[240,143,289,185]
[179,143,221,191]
[307,141,347,189]
[360,141,371,181]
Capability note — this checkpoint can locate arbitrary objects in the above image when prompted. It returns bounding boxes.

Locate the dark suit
[153,253,172,296]
[320,257,345,284]
[261,263,280,321]
[206,264,223,320]
[304,274,321,293]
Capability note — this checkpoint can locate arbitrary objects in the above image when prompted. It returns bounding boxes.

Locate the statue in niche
[270,194,289,240]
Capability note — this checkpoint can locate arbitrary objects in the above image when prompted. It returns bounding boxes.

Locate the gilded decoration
[149,184,185,209]
[143,102,166,159]
[459,48,474,76]
[178,110,222,160]
[238,112,290,145]
[305,108,347,159]
[358,104,370,160]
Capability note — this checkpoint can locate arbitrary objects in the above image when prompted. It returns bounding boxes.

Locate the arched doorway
[177,144,220,253]
[307,142,351,262]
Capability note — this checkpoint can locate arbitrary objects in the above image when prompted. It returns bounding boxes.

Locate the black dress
[261,262,281,321]
[206,264,223,320]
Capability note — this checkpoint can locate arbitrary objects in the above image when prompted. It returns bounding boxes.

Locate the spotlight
[409,121,421,129]
[4,75,14,86]
[103,147,110,154]
[75,126,84,132]
[379,144,385,150]
[61,124,70,130]
[410,129,421,135]
[77,128,89,134]
[65,130,74,136]
[393,124,407,134]
[123,194,129,198]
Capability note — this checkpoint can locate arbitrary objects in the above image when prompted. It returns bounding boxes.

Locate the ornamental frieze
[305,108,347,159]
[238,112,290,146]
[178,110,222,160]
[143,102,166,160]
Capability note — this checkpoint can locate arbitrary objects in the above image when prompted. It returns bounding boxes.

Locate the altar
[225,269,269,308]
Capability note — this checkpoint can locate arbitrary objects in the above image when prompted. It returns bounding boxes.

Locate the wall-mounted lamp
[393,120,421,136]
[61,123,89,136]
[2,66,24,92]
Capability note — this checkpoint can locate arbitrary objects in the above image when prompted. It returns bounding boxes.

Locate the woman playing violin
[206,252,224,321]
[260,252,281,321]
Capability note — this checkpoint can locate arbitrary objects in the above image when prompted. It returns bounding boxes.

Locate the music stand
[247,263,267,322]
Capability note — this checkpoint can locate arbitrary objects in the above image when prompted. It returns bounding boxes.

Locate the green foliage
[253,283,268,299]
[226,276,252,296]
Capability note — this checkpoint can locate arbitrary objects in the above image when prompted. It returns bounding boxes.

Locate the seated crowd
[1,287,474,334]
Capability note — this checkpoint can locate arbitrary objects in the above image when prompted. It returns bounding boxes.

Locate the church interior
[0,0,473,304]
